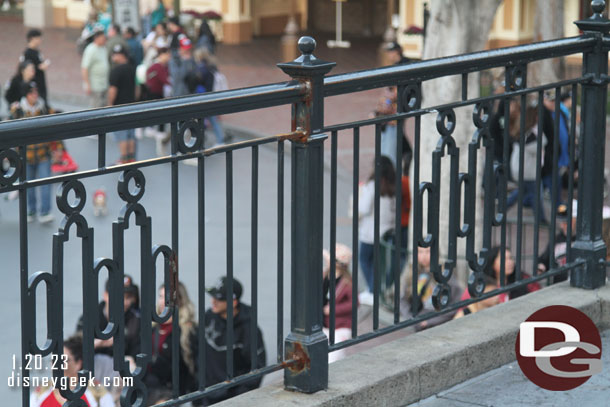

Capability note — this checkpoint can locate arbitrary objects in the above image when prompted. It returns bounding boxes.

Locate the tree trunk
[417,0,502,285]
[531,0,565,85]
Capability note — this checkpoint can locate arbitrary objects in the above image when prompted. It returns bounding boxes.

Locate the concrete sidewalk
[410,329,610,407]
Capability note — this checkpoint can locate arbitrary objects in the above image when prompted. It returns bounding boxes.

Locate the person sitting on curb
[322,243,357,362]
[202,277,266,405]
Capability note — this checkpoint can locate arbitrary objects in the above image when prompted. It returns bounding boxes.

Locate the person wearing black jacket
[5,60,36,107]
[21,29,49,105]
[76,275,141,359]
[202,277,266,405]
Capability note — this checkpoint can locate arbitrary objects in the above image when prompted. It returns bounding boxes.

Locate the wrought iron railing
[1,3,609,406]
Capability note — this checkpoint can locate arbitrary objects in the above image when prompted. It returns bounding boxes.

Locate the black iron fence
[1,3,609,406]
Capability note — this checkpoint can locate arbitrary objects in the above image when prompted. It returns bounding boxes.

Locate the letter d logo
[519,321,579,357]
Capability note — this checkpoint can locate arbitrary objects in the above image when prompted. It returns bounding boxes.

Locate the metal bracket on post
[571,1,609,289]
[278,37,335,393]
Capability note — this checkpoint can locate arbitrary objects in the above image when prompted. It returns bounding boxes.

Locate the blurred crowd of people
[29,275,266,407]
[1,4,229,223]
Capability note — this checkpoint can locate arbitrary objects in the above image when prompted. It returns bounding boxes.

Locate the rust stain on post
[284,343,310,374]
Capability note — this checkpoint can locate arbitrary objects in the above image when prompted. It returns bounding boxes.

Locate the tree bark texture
[531,0,565,85]
[417,0,502,284]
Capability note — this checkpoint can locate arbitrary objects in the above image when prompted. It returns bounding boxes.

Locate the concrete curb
[216,282,610,406]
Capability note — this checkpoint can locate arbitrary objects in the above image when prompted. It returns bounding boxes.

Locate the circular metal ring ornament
[118,169,146,203]
[121,380,147,407]
[507,65,526,90]
[401,84,421,112]
[176,119,204,153]
[436,109,456,137]
[432,283,451,310]
[56,179,87,215]
[467,271,486,298]
[0,149,22,186]
[473,101,492,129]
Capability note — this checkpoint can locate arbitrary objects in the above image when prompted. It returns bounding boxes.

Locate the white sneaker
[27,212,35,223]
[183,158,198,166]
[358,291,374,306]
[38,213,55,224]
[135,128,144,139]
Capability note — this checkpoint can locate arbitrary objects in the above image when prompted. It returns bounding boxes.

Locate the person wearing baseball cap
[169,34,197,97]
[202,276,266,404]
[75,274,141,359]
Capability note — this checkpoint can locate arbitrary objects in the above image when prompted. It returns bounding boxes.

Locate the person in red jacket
[322,243,357,363]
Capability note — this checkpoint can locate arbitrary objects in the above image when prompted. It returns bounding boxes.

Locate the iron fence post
[278,36,335,393]
[572,1,610,289]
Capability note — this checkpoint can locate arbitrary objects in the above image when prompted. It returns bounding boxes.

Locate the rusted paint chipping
[284,343,310,374]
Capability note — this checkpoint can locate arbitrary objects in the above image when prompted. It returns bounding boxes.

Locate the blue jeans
[27,160,52,215]
[507,181,546,222]
[359,241,375,292]
[206,116,224,144]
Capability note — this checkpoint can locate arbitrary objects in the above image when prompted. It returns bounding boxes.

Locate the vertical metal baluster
[500,96,510,286]
[198,152,205,390]
[170,122,180,397]
[549,88,561,268]
[566,83,577,263]
[98,132,106,168]
[329,131,337,345]
[461,73,468,101]
[412,114,421,315]
[19,146,30,407]
[533,91,544,276]
[393,119,403,323]
[373,124,381,330]
[251,146,259,370]
[515,94,526,283]
[226,150,234,378]
[277,140,284,363]
[351,127,359,338]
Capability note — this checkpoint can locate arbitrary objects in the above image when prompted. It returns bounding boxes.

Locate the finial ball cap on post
[592,0,606,15]
[575,0,610,32]
[277,36,336,77]
[298,36,316,56]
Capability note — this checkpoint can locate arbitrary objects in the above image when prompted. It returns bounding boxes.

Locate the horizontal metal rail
[0,82,305,149]
[0,132,299,193]
[322,76,588,133]
[153,362,292,406]
[323,36,595,96]
[328,260,584,352]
